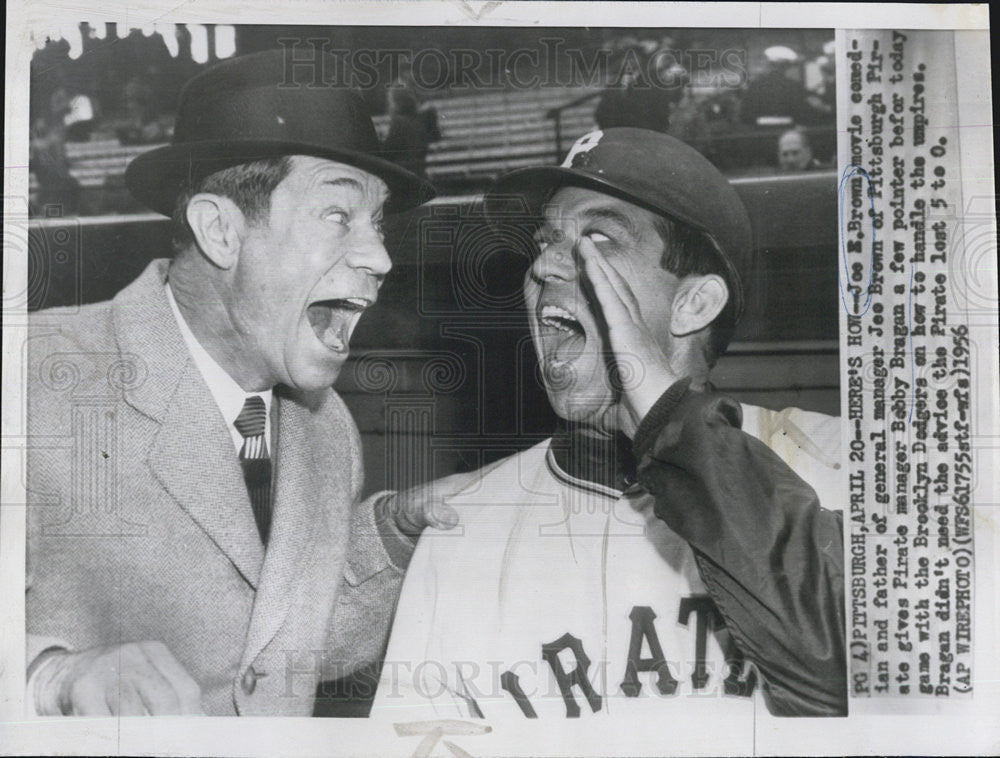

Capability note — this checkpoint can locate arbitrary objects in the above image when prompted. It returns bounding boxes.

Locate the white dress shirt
[165,283,272,453]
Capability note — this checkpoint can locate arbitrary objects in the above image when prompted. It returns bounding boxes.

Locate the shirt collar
[165,282,272,430]
[547,418,637,495]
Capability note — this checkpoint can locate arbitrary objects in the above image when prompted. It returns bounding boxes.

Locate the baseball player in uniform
[371,128,846,736]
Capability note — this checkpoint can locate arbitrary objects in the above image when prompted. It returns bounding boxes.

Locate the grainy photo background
[28,24,839,506]
[5,4,997,755]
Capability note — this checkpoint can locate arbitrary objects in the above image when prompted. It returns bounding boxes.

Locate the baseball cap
[484,127,753,324]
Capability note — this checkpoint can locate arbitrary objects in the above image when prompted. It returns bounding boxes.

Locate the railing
[544,90,604,162]
[33,90,836,214]
[33,88,604,206]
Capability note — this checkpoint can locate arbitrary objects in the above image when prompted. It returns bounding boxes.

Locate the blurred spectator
[122,75,151,131]
[665,69,708,153]
[395,60,425,101]
[64,93,96,141]
[595,36,681,133]
[777,128,822,172]
[741,45,815,127]
[624,81,679,133]
[116,73,170,144]
[595,38,640,130]
[652,34,677,65]
[30,92,81,215]
[382,86,441,179]
[594,78,630,130]
[804,54,836,120]
[47,87,73,128]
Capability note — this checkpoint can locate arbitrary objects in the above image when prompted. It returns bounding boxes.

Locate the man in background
[383,86,441,179]
[741,45,814,127]
[778,127,823,171]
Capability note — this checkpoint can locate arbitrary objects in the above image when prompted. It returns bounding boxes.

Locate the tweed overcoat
[26,259,403,716]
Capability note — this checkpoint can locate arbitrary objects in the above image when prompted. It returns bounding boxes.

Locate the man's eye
[585,230,611,243]
[325,210,349,225]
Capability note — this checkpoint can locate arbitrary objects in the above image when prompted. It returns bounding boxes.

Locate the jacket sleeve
[632,379,847,717]
[323,492,412,681]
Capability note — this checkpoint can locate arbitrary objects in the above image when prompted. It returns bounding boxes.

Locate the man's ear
[670,274,729,337]
[185,193,247,269]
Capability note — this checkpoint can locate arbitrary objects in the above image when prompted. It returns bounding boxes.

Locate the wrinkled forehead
[541,185,658,229]
[285,155,391,208]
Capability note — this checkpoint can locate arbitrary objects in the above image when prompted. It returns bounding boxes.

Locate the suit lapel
[241,388,351,667]
[113,260,265,586]
[148,362,265,587]
[112,261,354,665]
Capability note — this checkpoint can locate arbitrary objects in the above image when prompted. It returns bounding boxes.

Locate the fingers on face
[576,239,622,321]
[576,237,640,324]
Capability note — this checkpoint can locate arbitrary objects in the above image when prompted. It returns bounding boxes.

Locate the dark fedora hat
[125,49,435,216]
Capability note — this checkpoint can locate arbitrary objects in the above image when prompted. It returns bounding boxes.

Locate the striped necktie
[234,395,271,544]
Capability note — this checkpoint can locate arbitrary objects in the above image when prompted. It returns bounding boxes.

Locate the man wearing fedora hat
[25,49,452,716]
[373,128,846,731]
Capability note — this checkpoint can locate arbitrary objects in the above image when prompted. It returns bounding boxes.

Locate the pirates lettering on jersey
[374,407,844,724]
[542,633,603,717]
[620,606,678,696]
[487,597,758,719]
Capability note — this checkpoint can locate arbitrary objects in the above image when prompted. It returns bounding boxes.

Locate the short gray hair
[171,156,293,252]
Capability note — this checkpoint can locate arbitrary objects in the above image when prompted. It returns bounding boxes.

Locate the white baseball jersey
[372,402,842,744]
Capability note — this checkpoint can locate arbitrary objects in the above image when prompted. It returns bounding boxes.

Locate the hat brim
[484,165,746,323]
[125,139,436,217]
[486,165,711,236]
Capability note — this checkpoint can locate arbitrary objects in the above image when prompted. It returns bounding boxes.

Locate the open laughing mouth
[538,303,587,366]
[306,297,372,353]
